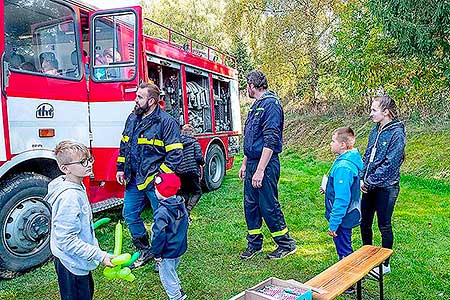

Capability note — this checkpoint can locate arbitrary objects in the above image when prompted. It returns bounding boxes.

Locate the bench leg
[379,264,384,300]
[357,279,362,300]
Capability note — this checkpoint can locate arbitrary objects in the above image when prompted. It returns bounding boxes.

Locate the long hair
[373,95,399,119]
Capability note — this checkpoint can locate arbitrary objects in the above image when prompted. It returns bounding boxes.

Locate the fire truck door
[3,1,90,154]
[88,7,144,180]
[0,2,8,162]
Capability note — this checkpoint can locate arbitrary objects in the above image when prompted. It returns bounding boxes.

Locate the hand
[252,170,264,188]
[238,164,246,181]
[319,187,325,194]
[327,229,337,238]
[116,171,125,185]
[102,254,114,267]
[360,180,368,193]
[199,166,204,181]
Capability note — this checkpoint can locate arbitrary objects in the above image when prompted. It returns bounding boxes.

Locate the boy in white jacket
[46,141,113,300]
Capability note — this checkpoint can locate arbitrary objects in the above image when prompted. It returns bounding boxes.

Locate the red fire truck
[0,0,241,277]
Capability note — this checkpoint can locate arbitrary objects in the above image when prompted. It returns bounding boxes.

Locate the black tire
[203,144,225,191]
[0,172,52,278]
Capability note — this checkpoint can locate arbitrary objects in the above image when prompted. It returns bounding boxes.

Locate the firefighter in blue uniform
[116,82,183,268]
[239,70,296,260]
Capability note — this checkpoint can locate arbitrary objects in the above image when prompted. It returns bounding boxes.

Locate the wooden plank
[305,245,393,300]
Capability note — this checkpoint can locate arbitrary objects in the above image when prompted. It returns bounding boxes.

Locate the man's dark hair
[139,82,161,101]
[246,70,268,89]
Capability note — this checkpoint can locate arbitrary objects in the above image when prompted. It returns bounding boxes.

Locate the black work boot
[130,233,153,269]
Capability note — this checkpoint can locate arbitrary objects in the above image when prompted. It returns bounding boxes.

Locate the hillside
[283,113,450,184]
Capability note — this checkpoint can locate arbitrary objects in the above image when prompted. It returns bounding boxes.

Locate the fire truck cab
[0,0,240,277]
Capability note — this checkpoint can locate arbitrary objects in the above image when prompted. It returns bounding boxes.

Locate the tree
[368,0,450,57]
[225,0,343,107]
[334,0,450,117]
[230,37,255,90]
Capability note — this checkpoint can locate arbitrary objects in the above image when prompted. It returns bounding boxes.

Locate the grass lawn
[1,153,449,299]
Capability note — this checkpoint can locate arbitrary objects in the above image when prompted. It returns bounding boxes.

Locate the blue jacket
[117,106,183,191]
[325,149,363,231]
[243,91,283,161]
[46,176,106,275]
[361,120,406,190]
[150,195,188,259]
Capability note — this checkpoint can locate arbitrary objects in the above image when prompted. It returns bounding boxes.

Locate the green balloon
[124,273,136,282]
[118,267,131,279]
[111,253,131,266]
[122,252,141,267]
[103,267,117,279]
[113,222,123,256]
[93,217,111,230]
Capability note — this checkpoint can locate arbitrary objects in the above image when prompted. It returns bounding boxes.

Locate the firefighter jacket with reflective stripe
[243,90,284,161]
[117,106,183,191]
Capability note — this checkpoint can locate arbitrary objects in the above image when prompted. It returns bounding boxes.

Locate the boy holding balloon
[151,173,189,300]
[45,141,114,300]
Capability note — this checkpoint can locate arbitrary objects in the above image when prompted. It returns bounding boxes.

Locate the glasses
[64,156,94,167]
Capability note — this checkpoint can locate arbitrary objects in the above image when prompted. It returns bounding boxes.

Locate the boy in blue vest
[151,173,188,300]
[322,127,363,262]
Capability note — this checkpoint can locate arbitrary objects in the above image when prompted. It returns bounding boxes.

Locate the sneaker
[130,249,154,269]
[267,246,297,260]
[240,247,262,260]
[344,286,355,294]
[154,260,160,273]
[369,264,391,278]
[180,291,187,300]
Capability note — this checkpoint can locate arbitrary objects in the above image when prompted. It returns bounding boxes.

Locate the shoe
[180,291,187,300]
[167,290,187,300]
[130,248,154,269]
[267,246,297,260]
[240,247,262,260]
[154,260,160,273]
[369,264,391,279]
[130,233,154,269]
[344,286,355,294]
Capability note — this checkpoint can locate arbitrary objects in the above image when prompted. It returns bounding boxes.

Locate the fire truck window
[186,71,212,134]
[92,12,137,81]
[213,79,232,132]
[4,0,81,80]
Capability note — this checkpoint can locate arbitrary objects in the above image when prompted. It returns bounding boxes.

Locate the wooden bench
[305,245,393,300]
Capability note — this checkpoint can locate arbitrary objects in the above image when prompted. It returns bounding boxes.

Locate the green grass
[1,154,449,299]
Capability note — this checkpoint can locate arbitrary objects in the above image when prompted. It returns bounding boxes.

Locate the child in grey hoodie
[46,141,113,300]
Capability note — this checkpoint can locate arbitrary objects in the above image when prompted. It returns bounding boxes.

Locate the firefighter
[239,70,296,260]
[116,82,183,269]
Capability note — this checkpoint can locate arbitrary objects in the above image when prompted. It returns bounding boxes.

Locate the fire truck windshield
[4,0,81,79]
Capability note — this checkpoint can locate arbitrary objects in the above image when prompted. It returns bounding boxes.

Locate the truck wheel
[0,172,52,278]
[204,144,225,191]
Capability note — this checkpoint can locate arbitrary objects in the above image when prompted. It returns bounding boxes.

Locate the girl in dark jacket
[360,95,406,275]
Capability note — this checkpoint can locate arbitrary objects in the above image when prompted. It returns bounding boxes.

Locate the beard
[133,102,150,116]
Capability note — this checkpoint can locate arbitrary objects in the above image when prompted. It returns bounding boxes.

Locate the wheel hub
[3,198,50,256]
[209,154,223,183]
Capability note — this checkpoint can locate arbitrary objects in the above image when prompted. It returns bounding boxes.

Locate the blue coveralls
[243,90,295,250]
